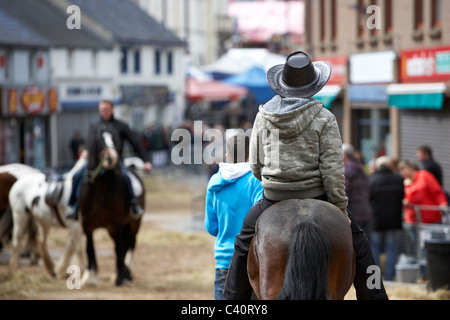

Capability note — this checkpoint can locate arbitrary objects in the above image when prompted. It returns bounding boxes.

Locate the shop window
[383,0,393,45]
[320,0,326,42]
[134,49,141,74]
[121,47,128,74]
[330,0,337,50]
[155,49,161,75]
[356,0,365,48]
[412,0,424,41]
[167,51,173,75]
[429,0,442,39]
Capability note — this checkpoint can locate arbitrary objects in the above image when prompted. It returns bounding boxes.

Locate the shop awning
[387,83,447,110]
[186,77,248,102]
[314,85,342,109]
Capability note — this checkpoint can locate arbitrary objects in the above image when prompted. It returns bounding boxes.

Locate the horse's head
[101,132,119,170]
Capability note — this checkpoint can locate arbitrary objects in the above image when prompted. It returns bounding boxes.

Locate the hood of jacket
[259,96,324,138]
[208,162,252,192]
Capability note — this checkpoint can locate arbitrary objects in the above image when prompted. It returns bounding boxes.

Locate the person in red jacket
[398,160,448,224]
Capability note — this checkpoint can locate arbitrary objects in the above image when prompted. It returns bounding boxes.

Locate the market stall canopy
[387,83,447,110]
[223,66,277,105]
[200,48,286,80]
[313,85,342,109]
[186,77,248,102]
[228,1,304,44]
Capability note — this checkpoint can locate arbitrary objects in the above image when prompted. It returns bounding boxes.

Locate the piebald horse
[8,157,87,278]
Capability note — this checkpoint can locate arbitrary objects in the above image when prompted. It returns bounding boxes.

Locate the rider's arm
[121,122,150,163]
[318,116,348,214]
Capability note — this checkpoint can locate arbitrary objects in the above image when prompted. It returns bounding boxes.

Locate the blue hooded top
[204,162,263,269]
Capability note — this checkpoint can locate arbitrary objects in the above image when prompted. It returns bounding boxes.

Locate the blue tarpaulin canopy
[223,66,277,105]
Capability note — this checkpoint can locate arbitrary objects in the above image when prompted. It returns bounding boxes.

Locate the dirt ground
[0,166,449,300]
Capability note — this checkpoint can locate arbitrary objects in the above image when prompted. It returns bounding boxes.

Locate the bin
[425,240,450,291]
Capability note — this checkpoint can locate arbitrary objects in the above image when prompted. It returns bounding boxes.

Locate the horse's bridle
[87,132,119,183]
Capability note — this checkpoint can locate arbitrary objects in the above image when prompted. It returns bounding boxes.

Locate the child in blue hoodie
[204,132,263,300]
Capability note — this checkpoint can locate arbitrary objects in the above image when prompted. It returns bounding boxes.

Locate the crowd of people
[342,143,448,281]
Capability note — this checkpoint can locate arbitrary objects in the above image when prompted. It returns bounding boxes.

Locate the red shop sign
[21,86,45,114]
[315,56,348,85]
[400,46,450,83]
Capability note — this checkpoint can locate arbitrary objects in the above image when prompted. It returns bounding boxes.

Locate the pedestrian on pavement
[204,132,263,300]
[369,156,405,281]
[343,143,372,236]
[416,145,443,187]
[398,160,447,224]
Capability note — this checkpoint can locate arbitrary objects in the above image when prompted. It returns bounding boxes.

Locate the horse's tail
[277,218,331,300]
[0,205,13,244]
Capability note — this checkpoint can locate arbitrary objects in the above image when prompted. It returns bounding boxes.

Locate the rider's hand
[144,162,152,173]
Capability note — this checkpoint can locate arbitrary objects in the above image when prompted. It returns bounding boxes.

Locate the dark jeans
[223,195,389,300]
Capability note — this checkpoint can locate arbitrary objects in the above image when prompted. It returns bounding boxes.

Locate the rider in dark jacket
[67,100,152,219]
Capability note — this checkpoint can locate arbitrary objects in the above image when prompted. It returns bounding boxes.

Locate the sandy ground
[0,166,449,301]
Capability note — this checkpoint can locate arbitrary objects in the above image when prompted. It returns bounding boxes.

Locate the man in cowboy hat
[224,51,388,300]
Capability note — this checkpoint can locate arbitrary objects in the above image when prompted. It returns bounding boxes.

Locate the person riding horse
[223,51,389,300]
[66,100,152,220]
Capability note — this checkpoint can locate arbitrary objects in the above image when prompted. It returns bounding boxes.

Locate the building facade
[305,0,450,192]
[1,0,186,168]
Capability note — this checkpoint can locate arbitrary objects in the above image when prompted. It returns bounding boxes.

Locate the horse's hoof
[115,278,133,287]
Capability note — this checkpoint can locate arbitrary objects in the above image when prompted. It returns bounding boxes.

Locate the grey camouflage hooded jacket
[249,95,348,213]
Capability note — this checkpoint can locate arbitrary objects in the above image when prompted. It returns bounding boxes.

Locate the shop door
[356,109,391,165]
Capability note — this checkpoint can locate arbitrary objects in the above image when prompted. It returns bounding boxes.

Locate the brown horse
[247,199,355,300]
[79,131,144,286]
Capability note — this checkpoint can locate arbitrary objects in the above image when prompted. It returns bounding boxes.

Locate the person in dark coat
[343,144,372,234]
[416,145,443,187]
[369,156,405,281]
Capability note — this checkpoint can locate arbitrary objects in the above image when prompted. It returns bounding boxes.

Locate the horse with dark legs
[79,131,144,287]
[247,199,355,300]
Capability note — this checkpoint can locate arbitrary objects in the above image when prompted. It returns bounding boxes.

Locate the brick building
[305,0,450,192]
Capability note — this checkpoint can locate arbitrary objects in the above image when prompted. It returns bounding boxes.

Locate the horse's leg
[24,218,39,265]
[55,221,84,279]
[36,223,56,277]
[247,237,261,299]
[81,230,98,286]
[9,210,29,271]
[125,220,140,271]
[111,225,132,286]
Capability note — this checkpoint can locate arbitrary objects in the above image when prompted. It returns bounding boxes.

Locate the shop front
[346,51,397,164]
[0,85,58,169]
[313,56,347,133]
[387,46,450,192]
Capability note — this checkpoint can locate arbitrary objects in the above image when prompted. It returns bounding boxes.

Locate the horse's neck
[67,157,87,179]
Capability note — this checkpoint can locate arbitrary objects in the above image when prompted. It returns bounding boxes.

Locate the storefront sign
[8,89,18,115]
[400,46,450,82]
[350,51,396,84]
[21,86,45,114]
[1,85,58,116]
[315,56,347,85]
[48,88,58,112]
